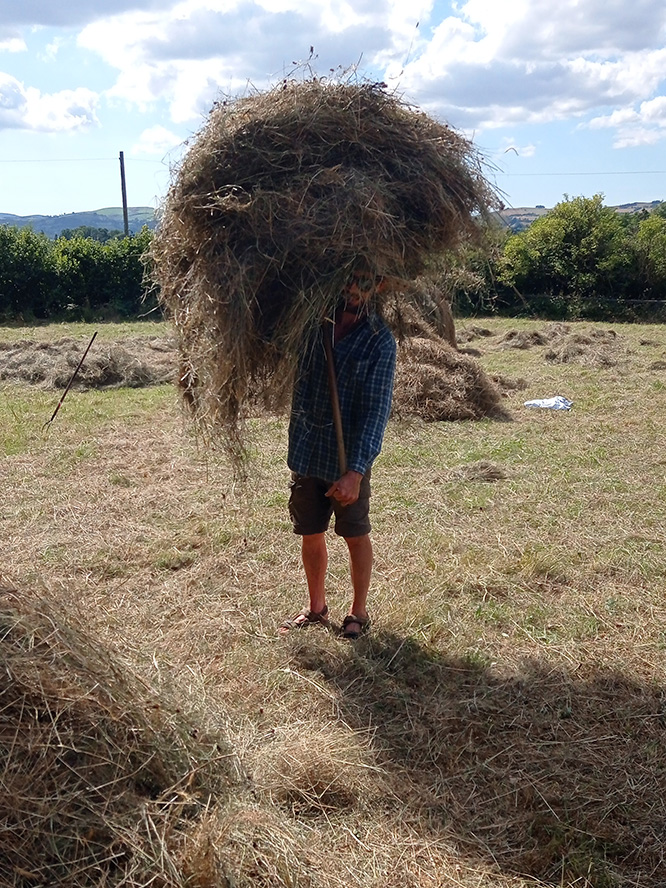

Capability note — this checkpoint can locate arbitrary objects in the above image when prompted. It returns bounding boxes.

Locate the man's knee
[344,533,371,550]
[302,532,326,550]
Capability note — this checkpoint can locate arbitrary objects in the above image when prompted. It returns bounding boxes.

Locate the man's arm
[328,330,396,504]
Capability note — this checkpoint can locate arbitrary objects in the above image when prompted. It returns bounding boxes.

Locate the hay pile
[0,584,233,887]
[499,329,550,349]
[392,338,511,422]
[151,78,497,458]
[544,328,625,367]
[495,325,628,368]
[0,337,176,390]
[447,459,508,481]
[456,324,494,345]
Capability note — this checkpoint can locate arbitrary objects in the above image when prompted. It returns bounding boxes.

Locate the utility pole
[119,151,130,236]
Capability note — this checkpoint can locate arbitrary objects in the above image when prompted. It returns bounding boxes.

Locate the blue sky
[1,0,666,217]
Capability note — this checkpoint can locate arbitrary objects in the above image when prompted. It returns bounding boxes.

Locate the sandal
[279,605,330,633]
[341,613,370,640]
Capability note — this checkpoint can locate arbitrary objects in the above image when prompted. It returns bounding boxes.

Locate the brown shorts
[288,471,371,537]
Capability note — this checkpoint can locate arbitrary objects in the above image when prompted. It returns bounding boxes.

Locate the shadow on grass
[291,630,666,887]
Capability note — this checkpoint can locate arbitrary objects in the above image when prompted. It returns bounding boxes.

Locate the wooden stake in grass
[42,331,98,431]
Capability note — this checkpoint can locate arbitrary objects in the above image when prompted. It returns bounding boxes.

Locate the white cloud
[457,0,666,60]
[132,123,183,155]
[0,74,99,132]
[41,37,64,62]
[77,0,413,123]
[25,86,99,131]
[589,95,666,147]
[0,34,26,52]
[641,95,666,122]
[0,74,28,128]
[9,0,666,151]
[394,1,666,136]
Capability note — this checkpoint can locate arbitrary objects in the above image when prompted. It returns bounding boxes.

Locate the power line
[497,170,666,177]
[0,157,163,164]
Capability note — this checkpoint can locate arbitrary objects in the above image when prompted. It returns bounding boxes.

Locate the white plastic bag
[523,395,573,411]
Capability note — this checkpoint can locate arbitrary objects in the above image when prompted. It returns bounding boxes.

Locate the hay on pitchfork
[151,77,498,463]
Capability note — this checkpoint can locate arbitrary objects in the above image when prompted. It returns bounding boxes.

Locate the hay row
[0,338,176,390]
[1,334,510,423]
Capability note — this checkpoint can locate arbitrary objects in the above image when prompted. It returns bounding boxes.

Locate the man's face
[343,272,378,311]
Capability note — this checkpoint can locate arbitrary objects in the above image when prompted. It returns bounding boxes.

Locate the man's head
[342,270,386,314]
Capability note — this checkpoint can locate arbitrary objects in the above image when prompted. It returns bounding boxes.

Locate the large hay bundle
[151,78,497,459]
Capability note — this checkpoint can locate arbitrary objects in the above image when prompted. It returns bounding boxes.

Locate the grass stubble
[1,318,666,887]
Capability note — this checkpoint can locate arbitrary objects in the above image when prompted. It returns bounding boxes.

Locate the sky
[1,0,666,217]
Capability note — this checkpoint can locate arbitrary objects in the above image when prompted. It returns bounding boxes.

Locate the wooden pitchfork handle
[322,323,348,476]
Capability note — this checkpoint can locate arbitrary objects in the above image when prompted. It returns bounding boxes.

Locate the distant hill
[0,207,158,238]
[2,200,664,238]
[498,200,664,232]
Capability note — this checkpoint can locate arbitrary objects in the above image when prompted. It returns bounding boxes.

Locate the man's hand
[326,470,363,506]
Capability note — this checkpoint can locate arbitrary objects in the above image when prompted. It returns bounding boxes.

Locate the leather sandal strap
[280,604,329,631]
[342,613,368,627]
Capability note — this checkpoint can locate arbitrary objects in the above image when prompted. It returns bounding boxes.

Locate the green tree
[498,195,635,318]
[60,225,124,243]
[634,213,666,302]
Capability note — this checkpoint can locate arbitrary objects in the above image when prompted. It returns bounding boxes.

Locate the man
[279,271,396,639]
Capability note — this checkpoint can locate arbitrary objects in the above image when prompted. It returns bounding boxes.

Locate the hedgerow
[0,226,156,322]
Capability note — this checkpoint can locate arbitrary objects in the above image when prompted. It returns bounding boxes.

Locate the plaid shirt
[288,315,396,483]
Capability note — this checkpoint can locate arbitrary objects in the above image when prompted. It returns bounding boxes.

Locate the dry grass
[2,317,666,887]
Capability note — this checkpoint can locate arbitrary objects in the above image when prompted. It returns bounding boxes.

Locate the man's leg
[301,532,328,614]
[344,533,373,624]
[279,532,328,633]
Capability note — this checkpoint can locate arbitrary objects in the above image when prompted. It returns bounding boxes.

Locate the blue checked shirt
[288,315,396,483]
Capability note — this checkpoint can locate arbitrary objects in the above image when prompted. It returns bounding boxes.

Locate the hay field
[2,317,666,888]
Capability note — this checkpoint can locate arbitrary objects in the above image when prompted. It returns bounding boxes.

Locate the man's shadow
[292,630,666,886]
